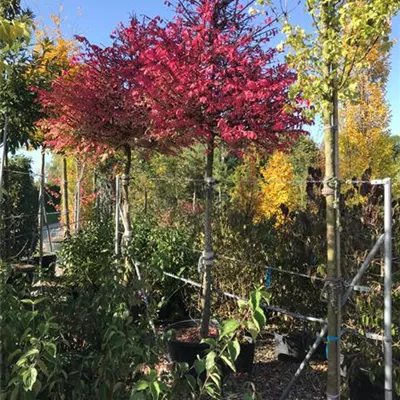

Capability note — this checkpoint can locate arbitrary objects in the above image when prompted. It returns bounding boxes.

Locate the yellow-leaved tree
[257,151,299,226]
[230,149,263,219]
[340,45,399,200]
[31,9,82,233]
[32,11,78,80]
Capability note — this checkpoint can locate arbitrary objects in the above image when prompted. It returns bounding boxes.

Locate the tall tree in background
[230,149,263,221]
[340,46,398,200]
[257,150,298,226]
[0,0,34,260]
[32,11,79,234]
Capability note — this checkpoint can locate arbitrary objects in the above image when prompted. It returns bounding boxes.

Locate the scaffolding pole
[38,149,45,268]
[373,178,393,400]
[279,233,385,400]
[384,179,393,400]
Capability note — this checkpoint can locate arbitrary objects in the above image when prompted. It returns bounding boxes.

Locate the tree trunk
[0,115,8,218]
[321,1,342,396]
[74,160,85,232]
[323,89,342,399]
[2,144,9,259]
[121,145,132,250]
[200,138,215,338]
[62,157,70,236]
[0,114,9,258]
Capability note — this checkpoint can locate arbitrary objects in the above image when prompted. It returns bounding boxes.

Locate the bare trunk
[323,89,342,399]
[74,160,86,232]
[321,1,342,396]
[0,115,8,217]
[200,138,215,338]
[121,145,132,250]
[62,157,70,236]
[0,114,9,258]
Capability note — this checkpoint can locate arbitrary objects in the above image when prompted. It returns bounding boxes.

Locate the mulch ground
[222,336,326,400]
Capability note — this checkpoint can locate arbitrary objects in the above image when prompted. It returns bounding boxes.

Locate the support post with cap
[200,136,215,339]
[372,178,393,400]
[383,178,393,400]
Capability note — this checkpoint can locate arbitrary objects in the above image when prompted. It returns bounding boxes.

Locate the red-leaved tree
[135,0,309,337]
[39,18,160,247]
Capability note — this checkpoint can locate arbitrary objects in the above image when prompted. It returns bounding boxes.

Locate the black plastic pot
[166,320,256,374]
[166,320,214,367]
[349,368,400,400]
[31,254,57,273]
[235,336,255,373]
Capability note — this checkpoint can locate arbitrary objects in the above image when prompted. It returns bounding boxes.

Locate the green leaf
[250,290,261,310]
[209,372,221,388]
[134,380,149,391]
[227,340,241,361]
[33,297,47,306]
[237,299,248,310]
[220,354,236,372]
[16,348,39,366]
[22,367,37,391]
[220,319,240,339]
[244,321,259,341]
[253,307,266,330]
[43,342,57,357]
[150,381,161,400]
[194,358,205,376]
[205,351,216,371]
[201,338,216,346]
[20,299,34,305]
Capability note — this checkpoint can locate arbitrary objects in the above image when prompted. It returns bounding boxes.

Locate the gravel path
[223,337,327,400]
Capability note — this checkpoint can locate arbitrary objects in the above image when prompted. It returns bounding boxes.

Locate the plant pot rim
[165,318,220,345]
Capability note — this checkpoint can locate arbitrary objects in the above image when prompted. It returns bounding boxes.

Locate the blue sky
[21,0,400,171]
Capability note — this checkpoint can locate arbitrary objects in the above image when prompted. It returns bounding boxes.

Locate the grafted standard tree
[39,19,158,247]
[139,0,308,337]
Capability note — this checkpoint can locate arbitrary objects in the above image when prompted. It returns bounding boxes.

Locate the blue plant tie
[325,333,343,358]
[265,267,272,289]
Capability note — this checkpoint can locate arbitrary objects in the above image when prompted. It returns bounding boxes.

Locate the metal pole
[43,203,53,253]
[280,234,385,400]
[384,178,393,400]
[38,149,45,268]
[0,115,9,215]
[115,175,120,256]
